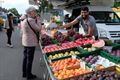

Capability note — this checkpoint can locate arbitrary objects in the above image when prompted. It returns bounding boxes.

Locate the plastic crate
[45,46,86,62]
[112,44,120,51]
[104,40,119,46]
[100,51,120,64]
[69,66,120,80]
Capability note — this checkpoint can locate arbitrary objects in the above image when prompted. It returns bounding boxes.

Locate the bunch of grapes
[41,34,52,46]
[54,31,69,43]
[74,32,83,40]
[67,29,76,37]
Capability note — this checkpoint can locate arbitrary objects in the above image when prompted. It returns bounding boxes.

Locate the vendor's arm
[84,25,93,37]
[63,18,79,28]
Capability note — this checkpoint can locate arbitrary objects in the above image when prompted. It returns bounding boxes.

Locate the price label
[72,55,76,59]
[48,60,52,63]
[80,61,86,70]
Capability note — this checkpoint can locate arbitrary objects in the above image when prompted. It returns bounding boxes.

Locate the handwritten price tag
[80,61,86,70]
[72,55,76,59]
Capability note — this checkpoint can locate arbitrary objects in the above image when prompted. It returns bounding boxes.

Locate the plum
[84,58,89,62]
[89,55,93,59]
[82,57,85,61]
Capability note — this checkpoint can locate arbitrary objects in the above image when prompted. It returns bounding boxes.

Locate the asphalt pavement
[0,28,47,80]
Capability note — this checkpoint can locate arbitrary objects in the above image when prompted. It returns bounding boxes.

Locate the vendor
[62,6,98,40]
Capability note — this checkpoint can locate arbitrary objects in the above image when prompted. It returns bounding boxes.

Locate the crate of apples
[49,58,80,71]
[53,67,90,80]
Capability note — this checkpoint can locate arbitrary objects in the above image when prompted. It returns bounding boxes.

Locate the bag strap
[27,19,38,36]
[27,19,39,42]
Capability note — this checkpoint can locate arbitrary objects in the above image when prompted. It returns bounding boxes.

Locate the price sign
[80,61,86,70]
[72,55,76,59]
[48,60,52,63]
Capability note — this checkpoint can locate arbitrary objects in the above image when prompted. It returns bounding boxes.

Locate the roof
[72,5,113,12]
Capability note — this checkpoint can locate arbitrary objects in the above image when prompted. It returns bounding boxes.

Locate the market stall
[40,23,120,80]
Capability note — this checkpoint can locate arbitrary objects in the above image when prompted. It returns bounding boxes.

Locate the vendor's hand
[83,34,91,38]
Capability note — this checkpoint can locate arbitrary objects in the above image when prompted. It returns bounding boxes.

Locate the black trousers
[22,46,35,76]
[6,29,12,45]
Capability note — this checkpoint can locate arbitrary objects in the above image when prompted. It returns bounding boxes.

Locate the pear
[84,48,88,50]
[49,55,53,59]
[91,47,96,51]
[75,51,80,54]
[88,48,92,52]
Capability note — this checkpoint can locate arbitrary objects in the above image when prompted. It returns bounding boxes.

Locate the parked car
[70,6,120,43]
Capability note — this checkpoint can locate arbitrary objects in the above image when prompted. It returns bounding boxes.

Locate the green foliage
[113,2,120,8]
[37,0,53,13]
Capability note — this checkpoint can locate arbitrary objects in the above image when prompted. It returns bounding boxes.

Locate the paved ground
[0,28,48,80]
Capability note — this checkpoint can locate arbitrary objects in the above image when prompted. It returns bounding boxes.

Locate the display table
[40,29,120,80]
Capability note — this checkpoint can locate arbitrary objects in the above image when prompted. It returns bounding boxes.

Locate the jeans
[6,29,12,45]
[22,46,35,76]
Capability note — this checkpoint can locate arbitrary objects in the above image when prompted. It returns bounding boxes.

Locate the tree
[35,0,53,13]
[8,8,20,16]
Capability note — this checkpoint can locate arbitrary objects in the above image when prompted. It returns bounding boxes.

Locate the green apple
[49,55,53,59]
[91,47,96,51]
[84,48,88,50]
[88,48,92,52]
[75,51,80,54]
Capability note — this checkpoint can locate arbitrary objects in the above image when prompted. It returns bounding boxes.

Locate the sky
[1,0,36,14]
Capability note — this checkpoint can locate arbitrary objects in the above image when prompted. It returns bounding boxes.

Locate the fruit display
[42,42,78,53]
[81,55,115,68]
[75,38,95,46]
[40,28,120,80]
[74,32,83,40]
[49,58,80,71]
[81,55,99,65]
[53,31,69,43]
[102,46,112,53]
[93,56,115,68]
[53,68,90,80]
[83,46,97,52]
[92,39,105,48]
[70,70,120,80]
[102,46,120,57]
[41,34,53,46]
[94,64,105,70]
[110,50,120,57]
[48,51,80,60]
[67,29,76,37]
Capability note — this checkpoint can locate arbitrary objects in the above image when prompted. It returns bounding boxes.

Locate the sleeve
[87,16,96,28]
[28,18,41,32]
[75,16,82,22]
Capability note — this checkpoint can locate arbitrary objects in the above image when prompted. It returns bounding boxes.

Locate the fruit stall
[40,28,120,80]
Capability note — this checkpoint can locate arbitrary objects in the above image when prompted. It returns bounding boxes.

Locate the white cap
[25,6,36,13]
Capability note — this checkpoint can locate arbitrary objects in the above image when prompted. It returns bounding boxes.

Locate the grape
[82,57,85,60]
[41,34,52,46]
[53,31,69,43]
[67,29,75,36]
[89,55,93,59]
[74,32,83,40]
[85,58,90,62]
